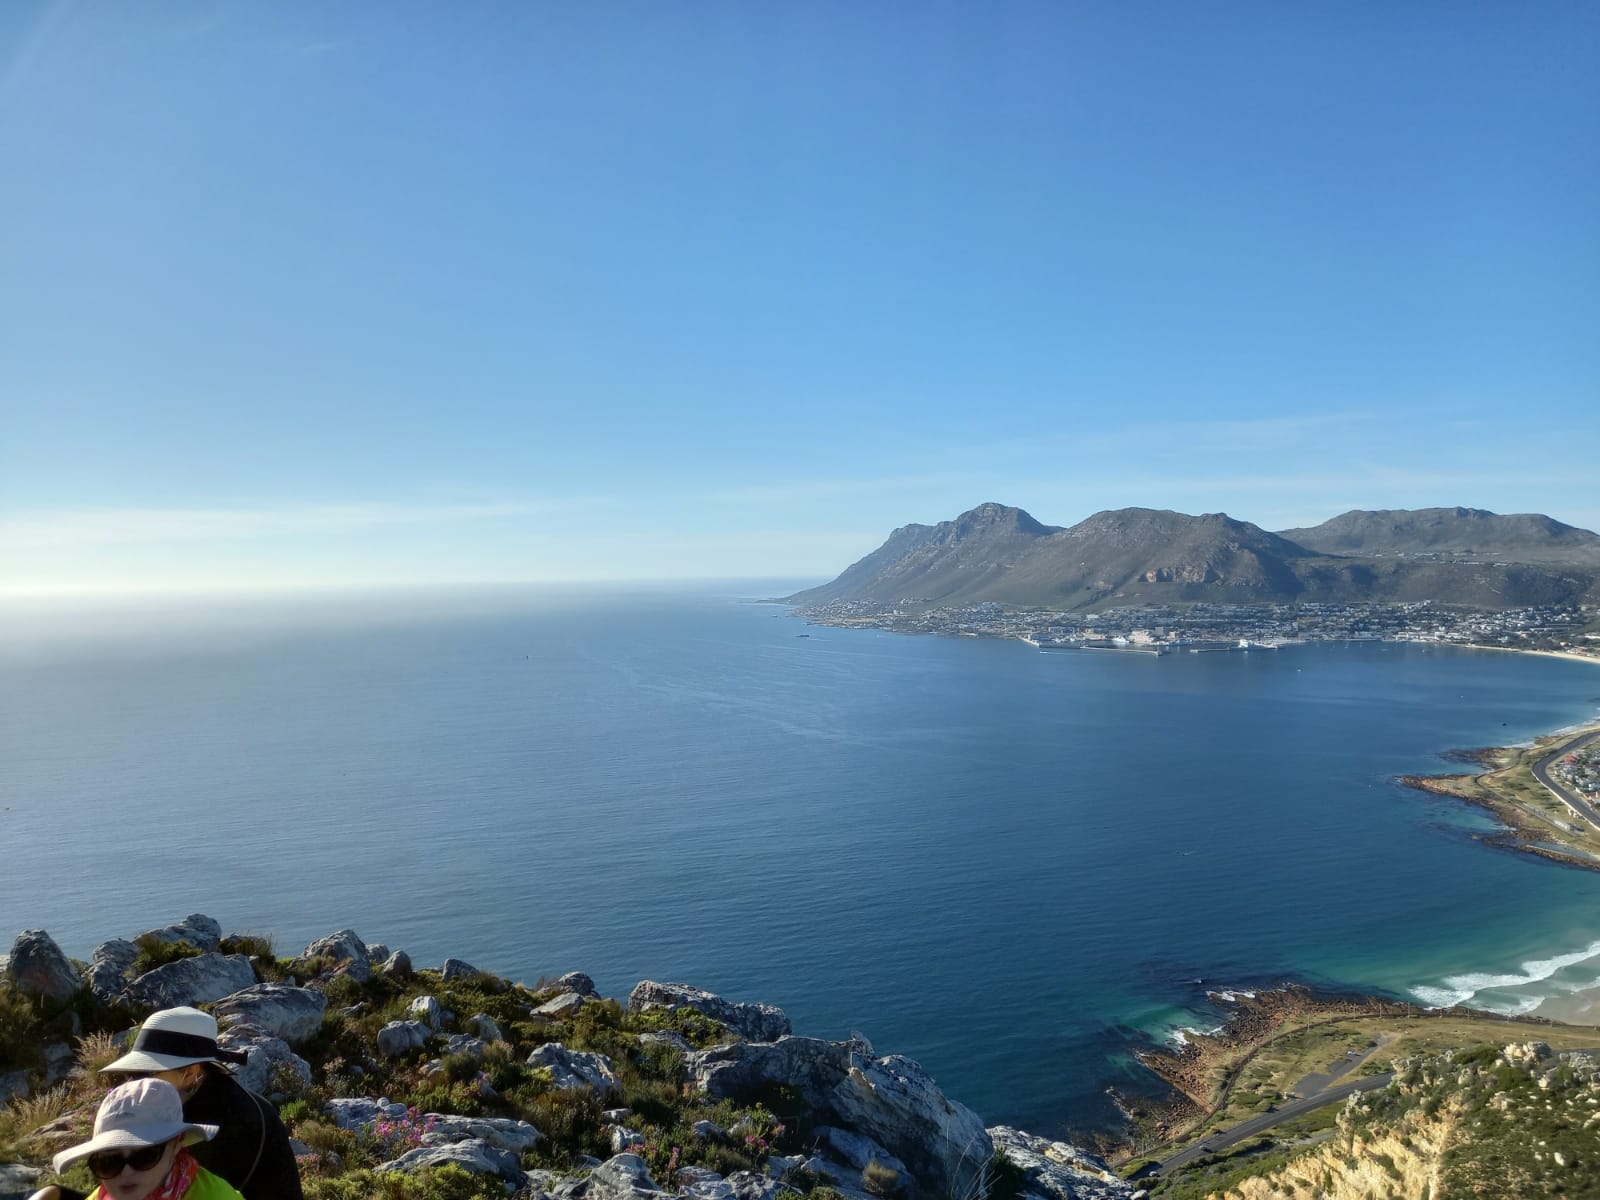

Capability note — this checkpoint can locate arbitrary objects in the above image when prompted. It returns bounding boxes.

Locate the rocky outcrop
[83,939,140,1004]
[527,1042,624,1098]
[554,1153,668,1200]
[688,1035,990,1198]
[376,1141,527,1184]
[557,971,598,996]
[216,1022,311,1096]
[123,952,256,1009]
[136,914,222,952]
[409,995,443,1032]
[299,930,372,982]
[987,1126,1135,1200]
[213,984,326,1046]
[5,931,80,1003]
[376,1020,432,1058]
[630,981,791,1042]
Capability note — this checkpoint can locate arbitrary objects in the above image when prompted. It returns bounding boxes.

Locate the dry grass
[75,1030,121,1074]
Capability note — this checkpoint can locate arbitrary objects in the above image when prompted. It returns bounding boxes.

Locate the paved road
[1531,728,1600,832]
[1151,1073,1394,1176]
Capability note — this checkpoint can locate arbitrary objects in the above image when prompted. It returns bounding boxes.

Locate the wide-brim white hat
[101,1006,248,1075]
[52,1078,217,1173]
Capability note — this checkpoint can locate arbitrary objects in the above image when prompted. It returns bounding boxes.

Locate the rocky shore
[0,918,1139,1200]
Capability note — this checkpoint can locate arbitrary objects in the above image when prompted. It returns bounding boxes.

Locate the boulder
[123,953,256,1010]
[467,1013,504,1042]
[828,1055,992,1200]
[640,1031,692,1055]
[724,1171,782,1200]
[213,984,326,1046]
[537,992,586,1018]
[380,950,413,979]
[42,1042,75,1089]
[0,1069,31,1105]
[441,1034,489,1059]
[526,1042,623,1098]
[690,1036,989,1198]
[420,1113,543,1152]
[555,1153,667,1200]
[83,939,140,1003]
[630,981,790,1043]
[376,1020,432,1059]
[5,930,81,1003]
[375,1141,525,1184]
[365,943,390,963]
[136,914,222,952]
[440,957,482,982]
[985,1126,1137,1200]
[0,1162,46,1199]
[816,1127,907,1175]
[409,995,443,1032]
[300,930,371,983]
[556,971,597,996]
[677,1167,734,1200]
[609,1125,645,1153]
[216,1023,311,1096]
[688,1036,855,1111]
[326,1097,409,1131]
[692,1120,725,1139]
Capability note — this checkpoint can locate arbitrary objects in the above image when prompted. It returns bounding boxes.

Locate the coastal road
[1151,1073,1394,1176]
[1531,729,1600,832]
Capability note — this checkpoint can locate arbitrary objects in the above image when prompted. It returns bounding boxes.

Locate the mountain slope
[784,502,1059,605]
[1279,507,1600,566]
[790,503,1600,610]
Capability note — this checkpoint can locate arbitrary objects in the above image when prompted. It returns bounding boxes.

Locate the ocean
[3,584,1599,1139]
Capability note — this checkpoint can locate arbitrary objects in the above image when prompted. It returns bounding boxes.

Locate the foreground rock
[988,1126,1136,1200]
[689,1036,992,1198]
[630,981,791,1042]
[213,983,327,1045]
[4,931,80,1003]
[122,952,257,1009]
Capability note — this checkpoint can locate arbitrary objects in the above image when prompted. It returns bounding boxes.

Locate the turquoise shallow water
[3,585,1599,1138]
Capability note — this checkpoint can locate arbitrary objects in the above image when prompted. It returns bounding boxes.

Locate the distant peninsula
[782,503,1600,658]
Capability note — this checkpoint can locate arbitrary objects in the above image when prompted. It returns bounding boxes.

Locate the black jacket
[183,1069,304,1200]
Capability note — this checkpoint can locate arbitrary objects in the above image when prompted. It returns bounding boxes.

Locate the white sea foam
[1411,938,1600,1010]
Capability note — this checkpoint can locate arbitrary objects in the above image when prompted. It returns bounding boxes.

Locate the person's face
[86,1137,179,1200]
[135,1065,204,1101]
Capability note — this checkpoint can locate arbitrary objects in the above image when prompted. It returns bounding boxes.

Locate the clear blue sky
[3,2,1596,593]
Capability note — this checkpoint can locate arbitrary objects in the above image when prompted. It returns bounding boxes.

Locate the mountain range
[786,504,1600,610]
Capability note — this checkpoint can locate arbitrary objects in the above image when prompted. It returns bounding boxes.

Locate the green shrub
[302,1164,508,1200]
[0,985,43,1073]
[132,934,203,974]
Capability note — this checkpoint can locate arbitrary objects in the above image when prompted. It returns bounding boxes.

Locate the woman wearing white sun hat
[33,1008,302,1200]
[42,1078,243,1200]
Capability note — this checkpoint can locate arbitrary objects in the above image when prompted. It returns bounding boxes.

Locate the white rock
[5,930,81,1003]
[376,1140,525,1183]
[538,992,587,1017]
[986,1126,1138,1200]
[136,914,222,952]
[217,1022,311,1096]
[409,995,443,1032]
[629,981,790,1042]
[527,1042,623,1098]
[301,930,371,983]
[376,1020,432,1058]
[124,953,256,1009]
[214,984,327,1046]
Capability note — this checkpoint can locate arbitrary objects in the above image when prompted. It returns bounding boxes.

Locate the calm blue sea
[4,585,1600,1138]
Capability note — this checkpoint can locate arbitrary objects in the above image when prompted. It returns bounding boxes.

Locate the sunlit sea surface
[4,585,1600,1137]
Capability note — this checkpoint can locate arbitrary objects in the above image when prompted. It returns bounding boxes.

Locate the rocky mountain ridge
[0,918,1137,1200]
[786,503,1600,610]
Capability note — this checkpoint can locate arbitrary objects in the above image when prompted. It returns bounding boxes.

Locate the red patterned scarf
[94,1147,199,1200]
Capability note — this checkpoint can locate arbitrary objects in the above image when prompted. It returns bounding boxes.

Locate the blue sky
[3,2,1597,593]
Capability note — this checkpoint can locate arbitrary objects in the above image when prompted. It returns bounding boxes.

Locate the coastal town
[793,599,1600,659]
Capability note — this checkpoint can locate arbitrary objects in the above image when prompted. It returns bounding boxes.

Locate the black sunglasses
[87,1143,168,1178]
